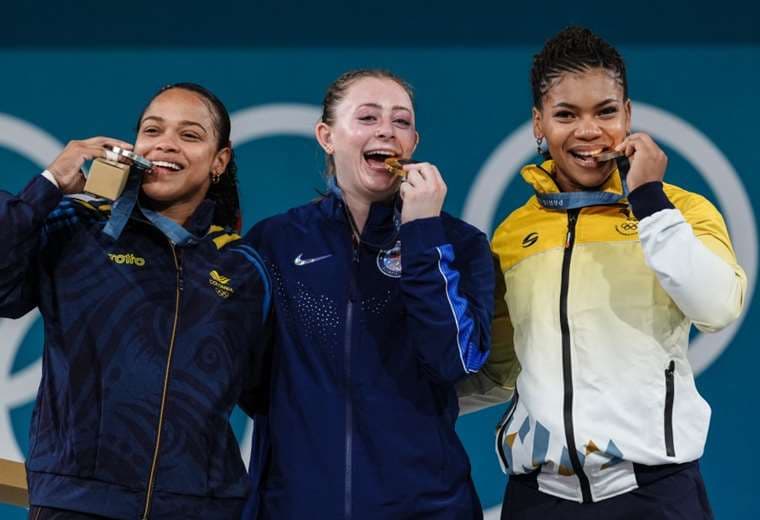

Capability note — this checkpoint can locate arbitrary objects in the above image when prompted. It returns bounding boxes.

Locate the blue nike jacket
[245,189,494,519]
[0,175,270,519]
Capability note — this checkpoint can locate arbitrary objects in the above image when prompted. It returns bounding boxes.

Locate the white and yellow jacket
[458,160,746,503]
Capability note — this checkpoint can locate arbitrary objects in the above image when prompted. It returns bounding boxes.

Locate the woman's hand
[46,137,134,194]
[399,162,447,224]
[614,132,668,192]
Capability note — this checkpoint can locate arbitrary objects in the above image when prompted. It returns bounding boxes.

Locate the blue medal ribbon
[102,169,199,246]
[534,160,630,210]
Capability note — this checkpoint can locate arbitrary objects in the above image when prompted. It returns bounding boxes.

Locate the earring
[325,145,334,154]
[211,171,221,184]
[536,136,548,155]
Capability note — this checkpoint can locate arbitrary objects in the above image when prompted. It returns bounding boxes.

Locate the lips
[567,147,610,168]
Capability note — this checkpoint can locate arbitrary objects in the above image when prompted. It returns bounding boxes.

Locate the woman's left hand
[614,132,668,192]
[399,162,448,224]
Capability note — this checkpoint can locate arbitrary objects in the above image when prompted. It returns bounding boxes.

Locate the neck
[143,197,200,227]
[342,190,371,235]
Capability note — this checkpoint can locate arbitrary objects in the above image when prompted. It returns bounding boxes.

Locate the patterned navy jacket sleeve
[0,175,63,318]
[399,216,494,385]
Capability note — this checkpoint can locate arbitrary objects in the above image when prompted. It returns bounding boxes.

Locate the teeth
[365,150,396,157]
[573,149,604,157]
[152,160,181,170]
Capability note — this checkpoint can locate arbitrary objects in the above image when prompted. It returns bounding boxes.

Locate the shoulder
[439,212,491,264]
[662,182,723,221]
[492,197,541,238]
[246,199,329,245]
[440,211,487,244]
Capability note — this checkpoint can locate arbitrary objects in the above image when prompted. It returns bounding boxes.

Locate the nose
[375,117,395,139]
[575,116,602,139]
[154,133,180,153]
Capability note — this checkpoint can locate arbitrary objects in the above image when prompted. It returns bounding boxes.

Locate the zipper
[664,360,676,457]
[496,390,519,469]
[559,209,592,503]
[344,234,359,520]
[141,244,183,519]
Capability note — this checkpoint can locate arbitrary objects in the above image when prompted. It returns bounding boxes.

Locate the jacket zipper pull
[565,212,578,249]
[351,235,360,264]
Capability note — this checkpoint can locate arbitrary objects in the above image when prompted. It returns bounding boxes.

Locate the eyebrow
[141,116,208,134]
[357,103,412,113]
[552,98,620,110]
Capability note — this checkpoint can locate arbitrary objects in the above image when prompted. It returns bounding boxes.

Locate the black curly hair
[531,26,628,109]
[136,82,241,231]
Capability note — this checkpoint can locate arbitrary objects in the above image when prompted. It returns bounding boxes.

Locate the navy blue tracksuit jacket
[245,190,494,519]
[0,175,270,519]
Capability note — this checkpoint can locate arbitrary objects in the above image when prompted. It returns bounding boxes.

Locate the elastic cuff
[628,181,674,220]
[399,216,448,256]
[20,174,65,218]
[41,170,60,188]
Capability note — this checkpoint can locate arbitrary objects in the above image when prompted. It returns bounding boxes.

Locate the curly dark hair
[531,26,628,109]
[136,82,241,231]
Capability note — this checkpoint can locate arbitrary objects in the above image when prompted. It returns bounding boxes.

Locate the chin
[141,185,180,203]
[361,173,397,194]
[576,171,614,190]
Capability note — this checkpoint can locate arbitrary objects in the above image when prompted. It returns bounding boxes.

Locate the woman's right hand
[46,137,134,194]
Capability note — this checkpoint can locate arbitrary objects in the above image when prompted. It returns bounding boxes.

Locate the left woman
[0,83,270,519]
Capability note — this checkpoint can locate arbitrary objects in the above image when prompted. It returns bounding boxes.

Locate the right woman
[245,69,494,519]
[467,27,745,519]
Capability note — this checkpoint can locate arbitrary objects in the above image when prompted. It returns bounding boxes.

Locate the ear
[315,121,334,154]
[212,146,232,177]
[532,107,543,139]
[623,98,632,135]
[412,131,420,154]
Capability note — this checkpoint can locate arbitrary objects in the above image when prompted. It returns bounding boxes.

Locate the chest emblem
[294,253,333,266]
[521,232,539,248]
[209,270,234,299]
[377,241,402,278]
[615,218,639,236]
[108,252,146,266]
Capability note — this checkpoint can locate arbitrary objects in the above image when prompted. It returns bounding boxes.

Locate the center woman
[246,69,494,519]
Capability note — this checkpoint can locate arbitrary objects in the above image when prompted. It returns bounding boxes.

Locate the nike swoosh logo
[294,253,333,266]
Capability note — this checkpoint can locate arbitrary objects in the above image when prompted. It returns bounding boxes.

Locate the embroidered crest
[615,218,639,236]
[209,270,234,299]
[376,241,402,278]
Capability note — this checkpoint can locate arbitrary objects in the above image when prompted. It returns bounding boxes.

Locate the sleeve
[457,252,520,414]
[0,175,63,318]
[235,234,274,417]
[238,316,274,417]
[399,216,494,385]
[630,181,746,332]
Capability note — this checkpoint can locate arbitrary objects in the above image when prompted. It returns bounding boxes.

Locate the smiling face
[533,67,631,192]
[316,76,418,203]
[135,88,230,213]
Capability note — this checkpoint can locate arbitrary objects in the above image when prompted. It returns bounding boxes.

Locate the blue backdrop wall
[0,5,758,518]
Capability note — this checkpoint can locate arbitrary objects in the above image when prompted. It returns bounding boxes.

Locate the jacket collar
[322,178,400,249]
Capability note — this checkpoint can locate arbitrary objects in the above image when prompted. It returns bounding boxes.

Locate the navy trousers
[501,461,713,520]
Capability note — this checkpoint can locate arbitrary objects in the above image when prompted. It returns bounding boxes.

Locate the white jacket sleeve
[633,182,746,332]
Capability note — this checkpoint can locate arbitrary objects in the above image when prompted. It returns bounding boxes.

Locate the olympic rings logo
[0,102,755,470]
